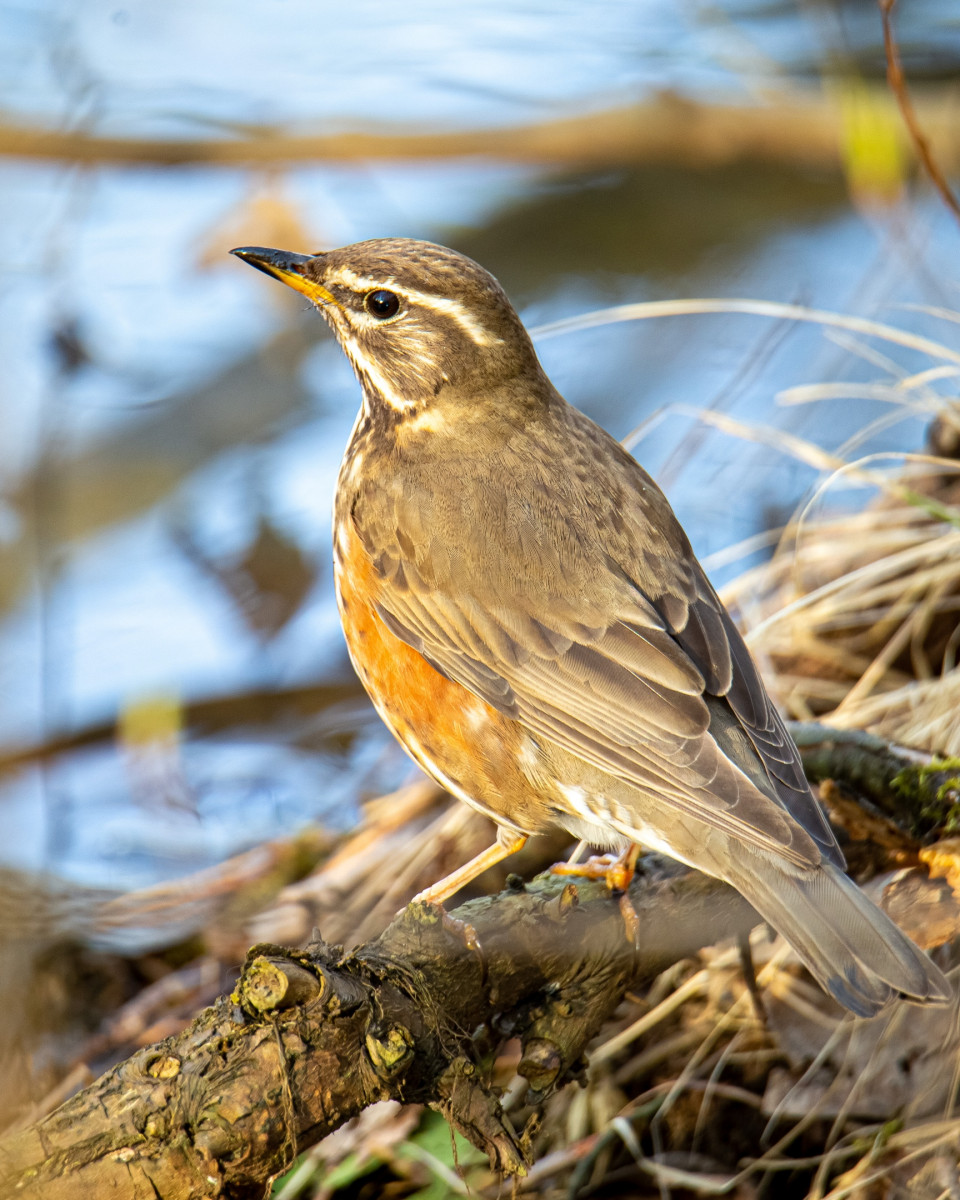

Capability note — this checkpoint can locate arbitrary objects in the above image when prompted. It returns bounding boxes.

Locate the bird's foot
[441,909,480,955]
[404,832,528,955]
[552,844,642,946]
[551,852,620,883]
[551,843,640,893]
[405,896,482,956]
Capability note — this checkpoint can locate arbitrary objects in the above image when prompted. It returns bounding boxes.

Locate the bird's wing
[367,553,837,871]
[355,408,841,871]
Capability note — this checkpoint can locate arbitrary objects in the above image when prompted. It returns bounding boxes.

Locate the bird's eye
[364,290,401,319]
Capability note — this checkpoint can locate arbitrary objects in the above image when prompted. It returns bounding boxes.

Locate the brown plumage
[232,238,951,1017]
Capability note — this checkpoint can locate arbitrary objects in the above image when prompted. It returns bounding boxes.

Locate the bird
[231,237,951,1018]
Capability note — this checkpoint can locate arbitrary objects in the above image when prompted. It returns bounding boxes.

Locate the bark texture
[0,865,755,1199]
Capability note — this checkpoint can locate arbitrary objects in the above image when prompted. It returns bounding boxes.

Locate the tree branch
[0,866,756,1199]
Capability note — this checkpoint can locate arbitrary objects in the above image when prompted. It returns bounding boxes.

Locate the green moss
[890,758,960,837]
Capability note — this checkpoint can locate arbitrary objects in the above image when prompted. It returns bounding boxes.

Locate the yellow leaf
[119,692,183,748]
[835,78,908,208]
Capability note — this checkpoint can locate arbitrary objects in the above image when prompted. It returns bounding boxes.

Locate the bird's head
[231,238,548,423]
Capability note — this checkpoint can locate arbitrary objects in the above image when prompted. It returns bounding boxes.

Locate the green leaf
[270,1150,383,1198]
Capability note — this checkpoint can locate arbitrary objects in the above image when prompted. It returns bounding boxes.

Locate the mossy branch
[789,720,960,840]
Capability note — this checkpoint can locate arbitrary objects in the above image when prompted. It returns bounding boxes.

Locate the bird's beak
[230,246,337,306]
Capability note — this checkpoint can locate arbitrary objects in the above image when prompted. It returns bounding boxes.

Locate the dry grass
[720,458,960,760]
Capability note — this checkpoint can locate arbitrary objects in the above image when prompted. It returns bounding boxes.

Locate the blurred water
[0,0,957,897]
[0,1,767,132]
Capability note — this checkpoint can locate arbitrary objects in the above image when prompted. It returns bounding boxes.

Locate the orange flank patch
[333,516,547,833]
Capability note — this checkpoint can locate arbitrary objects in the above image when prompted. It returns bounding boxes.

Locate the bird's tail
[733,858,952,1017]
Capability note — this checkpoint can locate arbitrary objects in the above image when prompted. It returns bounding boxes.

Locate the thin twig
[879,0,960,223]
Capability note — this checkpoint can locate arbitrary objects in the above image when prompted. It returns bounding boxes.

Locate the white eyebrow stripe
[324,266,389,292]
[411,292,502,348]
[323,266,502,348]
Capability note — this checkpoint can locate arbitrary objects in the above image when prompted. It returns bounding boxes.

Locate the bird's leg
[409,830,527,955]
[411,829,528,907]
[552,843,642,945]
